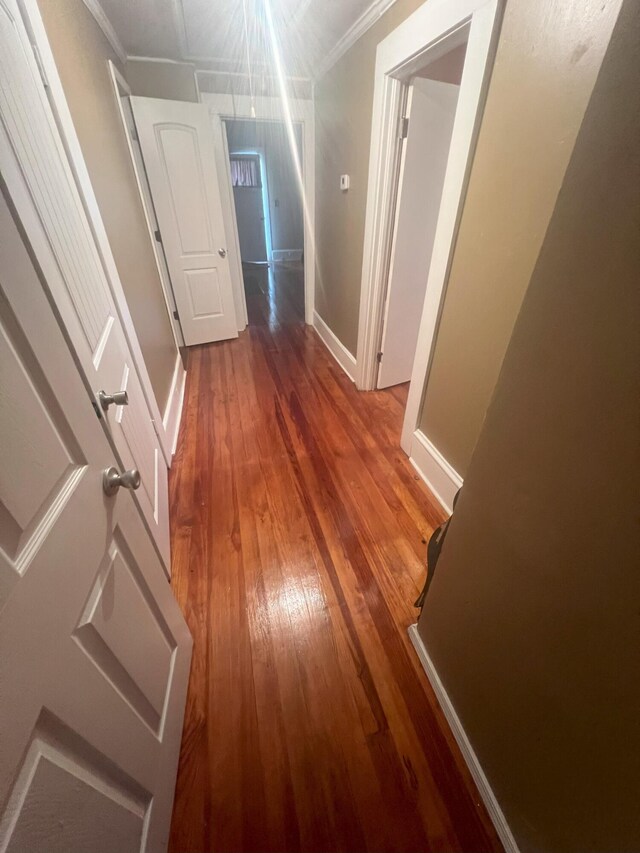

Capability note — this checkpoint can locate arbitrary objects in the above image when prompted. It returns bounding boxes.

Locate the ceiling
[99,0,379,80]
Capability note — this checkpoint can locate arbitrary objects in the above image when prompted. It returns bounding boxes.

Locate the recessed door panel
[1,713,149,853]
[0,298,86,609]
[186,268,223,318]
[156,125,213,255]
[74,531,176,733]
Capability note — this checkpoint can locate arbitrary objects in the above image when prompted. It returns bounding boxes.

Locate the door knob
[103,466,141,496]
[98,389,128,411]
[218,248,227,258]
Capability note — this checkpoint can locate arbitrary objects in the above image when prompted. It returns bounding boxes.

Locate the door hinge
[399,116,409,139]
[154,229,162,243]
[130,125,139,142]
[173,310,179,320]
[377,351,383,363]
[31,43,49,88]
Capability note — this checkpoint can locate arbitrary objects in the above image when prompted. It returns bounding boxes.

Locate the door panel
[186,267,223,317]
[132,96,239,346]
[0,0,170,569]
[74,533,176,733]
[4,709,148,853]
[378,79,460,389]
[0,191,192,853]
[159,125,212,253]
[0,296,86,612]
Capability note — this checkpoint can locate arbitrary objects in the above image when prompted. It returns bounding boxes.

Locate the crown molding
[127,55,195,67]
[195,68,310,83]
[80,0,127,65]
[315,0,399,80]
[80,0,396,87]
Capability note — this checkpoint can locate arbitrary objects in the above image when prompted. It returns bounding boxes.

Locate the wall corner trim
[162,354,187,456]
[408,625,520,853]
[80,0,127,65]
[409,429,462,514]
[313,311,356,382]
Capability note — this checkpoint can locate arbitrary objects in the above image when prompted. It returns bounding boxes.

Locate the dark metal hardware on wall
[414,487,462,609]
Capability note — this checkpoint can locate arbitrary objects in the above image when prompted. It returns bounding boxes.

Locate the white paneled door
[378,79,459,389]
[0,191,192,851]
[131,96,239,346]
[0,0,171,570]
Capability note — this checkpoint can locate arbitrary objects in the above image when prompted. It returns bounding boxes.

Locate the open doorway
[224,119,305,325]
[228,152,270,263]
[354,0,502,465]
[377,43,467,390]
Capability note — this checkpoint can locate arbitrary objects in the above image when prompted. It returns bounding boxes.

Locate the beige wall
[126,58,199,102]
[417,1,639,848]
[420,0,622,475]
[198,72,312,100]
[315,0,620,474]
[38,0,177,412]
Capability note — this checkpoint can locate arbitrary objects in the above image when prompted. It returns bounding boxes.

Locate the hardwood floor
[168,268,502,853]
[242,260,305,325]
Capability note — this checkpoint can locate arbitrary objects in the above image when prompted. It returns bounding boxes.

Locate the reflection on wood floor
[242,260,305,326]
[168,263,502,852]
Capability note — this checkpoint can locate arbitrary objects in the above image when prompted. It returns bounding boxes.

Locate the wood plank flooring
[168,265,502,853]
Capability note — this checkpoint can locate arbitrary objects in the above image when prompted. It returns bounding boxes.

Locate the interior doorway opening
[377,41,467,392]
[354,0,502,467]
[224,118,305,325]
[228,152,272,264]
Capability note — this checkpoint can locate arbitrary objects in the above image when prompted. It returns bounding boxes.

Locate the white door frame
[354,0,503,454]
[20,0,178,466]
[202,93,316,326]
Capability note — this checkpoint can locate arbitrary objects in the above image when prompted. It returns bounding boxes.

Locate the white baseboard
[408,625,520,853]
[162,354,187,456]
[272,248,303,262]
[313,310,356,382]
[409,429,462,515]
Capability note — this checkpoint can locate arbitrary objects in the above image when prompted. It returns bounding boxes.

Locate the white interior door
[378,79,460,389]
[0,0,171,571]
[233,185,268,262]
[118,88,183,346]
[0,191,192,853]
[131,96,239,346]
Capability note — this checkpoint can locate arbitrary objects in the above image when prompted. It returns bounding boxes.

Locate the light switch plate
[340,174,350,191]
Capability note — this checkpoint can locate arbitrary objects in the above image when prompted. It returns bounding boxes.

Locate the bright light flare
[262,0,319,304]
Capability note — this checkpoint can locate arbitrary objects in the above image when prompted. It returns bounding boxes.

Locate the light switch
[340,174,350,191]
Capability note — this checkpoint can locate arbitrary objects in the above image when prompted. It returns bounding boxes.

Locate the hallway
[167,290,502,852]
[242,260,305,326]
